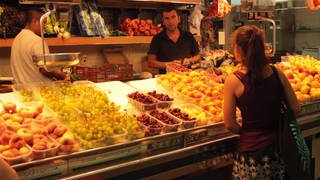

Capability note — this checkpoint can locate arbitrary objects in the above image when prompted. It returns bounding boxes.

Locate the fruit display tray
[12,121,229,179]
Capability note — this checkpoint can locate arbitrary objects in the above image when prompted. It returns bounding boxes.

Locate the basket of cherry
[147,91,174,109]
[127,92,157,111]
[167,108,197,129]
[136,114,163,136]
[148,110,181,133]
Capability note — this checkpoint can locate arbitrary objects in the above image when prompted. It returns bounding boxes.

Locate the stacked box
[72,64,134,82]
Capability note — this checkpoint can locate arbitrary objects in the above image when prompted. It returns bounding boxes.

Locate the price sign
[147,135,184,153]
[18,160,67,180]
[300,101,320,116]
[207,125,228,138]
[185,129,208,145]
[69,144,147,169]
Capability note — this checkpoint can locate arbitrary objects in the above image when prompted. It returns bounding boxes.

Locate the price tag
[18,160,67,180]
[207,125,228,137]
[69,144,147,169]
[300,101,320,115]
[147,135,183,153]
[185,129,208,145]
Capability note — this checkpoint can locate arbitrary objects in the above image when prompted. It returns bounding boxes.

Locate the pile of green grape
[38,82,143,149]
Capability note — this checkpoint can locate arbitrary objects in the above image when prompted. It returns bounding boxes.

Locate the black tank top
[234,66,282,152]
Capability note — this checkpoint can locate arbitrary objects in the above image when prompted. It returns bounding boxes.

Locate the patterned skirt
[232,144,286,180]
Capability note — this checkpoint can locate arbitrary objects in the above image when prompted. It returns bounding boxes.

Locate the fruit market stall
[0,55,320,179]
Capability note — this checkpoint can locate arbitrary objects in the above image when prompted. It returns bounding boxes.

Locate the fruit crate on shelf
[72,64,134,82]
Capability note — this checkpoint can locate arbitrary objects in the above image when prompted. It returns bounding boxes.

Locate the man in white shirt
[11,8,66,84]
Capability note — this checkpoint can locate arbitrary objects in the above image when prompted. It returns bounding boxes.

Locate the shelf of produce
[0,36,201,47]
[1,79,320,179]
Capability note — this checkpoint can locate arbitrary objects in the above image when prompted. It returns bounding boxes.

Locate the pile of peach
[277,56,320,103]
[0,102,79,164]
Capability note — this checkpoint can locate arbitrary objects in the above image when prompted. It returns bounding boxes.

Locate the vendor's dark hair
[25,7,45,25]
[231,25,269,88]
[162,6,179,16]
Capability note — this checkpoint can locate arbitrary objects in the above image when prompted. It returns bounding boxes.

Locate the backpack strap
[233,71,245,84]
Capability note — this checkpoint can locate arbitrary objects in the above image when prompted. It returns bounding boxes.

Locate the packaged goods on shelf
[74,0,109,37]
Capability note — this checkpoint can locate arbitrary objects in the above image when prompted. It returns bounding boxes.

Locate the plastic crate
[72,66,106,82]
[148,110,181,133]
[0,144,33,165]
[72,64,134,82]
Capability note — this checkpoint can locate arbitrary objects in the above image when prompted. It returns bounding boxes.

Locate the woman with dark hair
[223,25,300,179]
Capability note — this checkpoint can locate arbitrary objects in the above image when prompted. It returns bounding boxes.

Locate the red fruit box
[0,144,32,165]
[167,108,197,129]
[147,110,182,133]
[72,66,106,82]
[102,64,134,81]
[146,91,174,109]
[127,94,158,112]
[136,114,163,136]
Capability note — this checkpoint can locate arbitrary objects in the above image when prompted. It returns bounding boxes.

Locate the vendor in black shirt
[148,7,200,74]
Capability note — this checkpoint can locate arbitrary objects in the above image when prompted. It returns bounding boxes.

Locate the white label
[69,144,147,169]
[218,32,225,45]
[207,126,228,137]
[18,161,67,180]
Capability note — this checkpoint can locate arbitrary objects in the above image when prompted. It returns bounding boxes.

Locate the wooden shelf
[0,36,201,47]
[97,0,200,8]
[128,0,201,4]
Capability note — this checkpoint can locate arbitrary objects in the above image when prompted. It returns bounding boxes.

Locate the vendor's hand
[171,60,181,64]
[182,58,191,65]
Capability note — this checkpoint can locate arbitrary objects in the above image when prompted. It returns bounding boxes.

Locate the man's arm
[148,54,180,69]
[39,67,66,80]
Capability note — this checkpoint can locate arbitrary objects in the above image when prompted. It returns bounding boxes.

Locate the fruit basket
[148,110,181,133]
[0,144,33,165]
[31,135,60,160]
[13,83,40,102]
[105,128,128,145]
[173,86,204,104]
[179,104,213,126]
[146,90,174,109]
[127,92,157,111]
[136,114,163,136]
[167,108,197,129]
